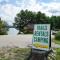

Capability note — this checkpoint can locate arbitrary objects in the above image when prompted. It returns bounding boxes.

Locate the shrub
[0,18,9,35]
[55,31,60,40]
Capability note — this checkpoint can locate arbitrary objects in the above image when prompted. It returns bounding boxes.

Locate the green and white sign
[32,24,51,51]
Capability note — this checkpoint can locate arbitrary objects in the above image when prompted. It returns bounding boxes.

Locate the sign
[32,24,51,51]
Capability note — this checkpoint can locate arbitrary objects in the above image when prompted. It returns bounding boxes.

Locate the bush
[55,31,60,40]
[0,18,9,35]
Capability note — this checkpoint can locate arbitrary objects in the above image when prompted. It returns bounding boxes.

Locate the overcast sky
[0,0,60,25]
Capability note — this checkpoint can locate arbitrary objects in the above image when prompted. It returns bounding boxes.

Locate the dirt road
[0,35,60,48]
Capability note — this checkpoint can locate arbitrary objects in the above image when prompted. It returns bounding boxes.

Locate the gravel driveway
[0,34,60,48]
[0,35,32,48]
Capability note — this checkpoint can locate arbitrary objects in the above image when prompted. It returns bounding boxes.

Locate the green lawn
[54,39,60,44]
[53,39,60,60]
[55,48,60,60]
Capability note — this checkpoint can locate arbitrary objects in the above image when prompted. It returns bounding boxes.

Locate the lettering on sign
[32,24,51,51]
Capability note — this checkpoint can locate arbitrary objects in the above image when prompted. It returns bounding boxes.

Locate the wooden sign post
[31,24,51,60]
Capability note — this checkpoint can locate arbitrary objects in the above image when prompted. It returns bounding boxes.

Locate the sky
[0,0,60,25]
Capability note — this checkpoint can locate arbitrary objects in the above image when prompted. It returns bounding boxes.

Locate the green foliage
[48,48,60,60]
[49,16,60,30]
[14,10,49,34]
[14,10,60,34]
[0,18,8,35]
[55,48,60,60]
[14,10,36,30]
[54,39,60,44]
[55,31,60,40]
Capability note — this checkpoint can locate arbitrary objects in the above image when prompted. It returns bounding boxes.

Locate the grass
[54,39,60,44]
[0,47,60,60]
[0,47,31,60]
[55,48,60,60]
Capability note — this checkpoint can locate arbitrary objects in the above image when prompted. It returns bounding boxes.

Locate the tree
[14,10,51,34]
[56,16,60,29]
[14,10,60,34]
[0,18,8,35]
[36,11,49,24]
[14,10,36,34]
[49,16,60,30]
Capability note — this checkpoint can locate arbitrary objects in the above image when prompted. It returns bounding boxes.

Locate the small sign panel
[32,24,51,51]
